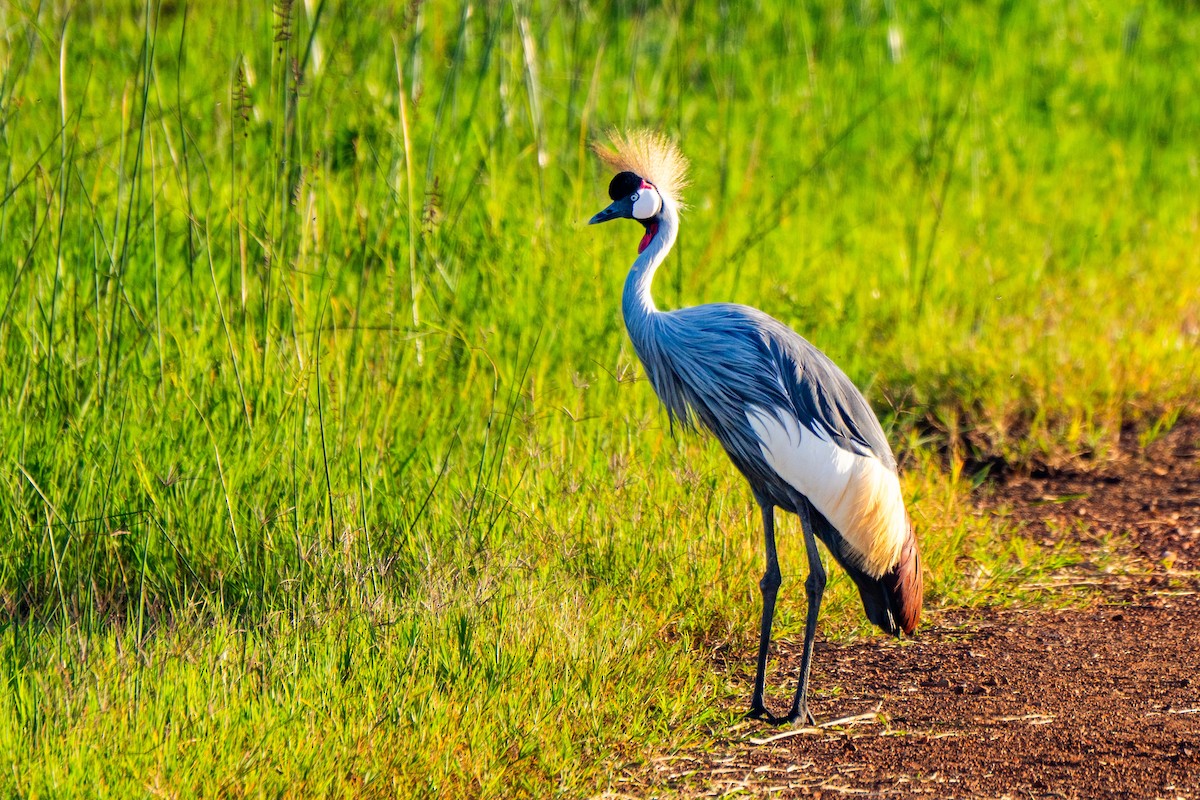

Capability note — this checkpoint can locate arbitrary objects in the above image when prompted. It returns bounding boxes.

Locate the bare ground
[615,421,1200,799]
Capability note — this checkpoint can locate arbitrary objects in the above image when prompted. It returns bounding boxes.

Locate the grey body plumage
[590,131,922,725]
[628,300,898,501]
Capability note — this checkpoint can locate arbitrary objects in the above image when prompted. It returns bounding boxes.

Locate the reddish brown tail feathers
[881,523,923,635]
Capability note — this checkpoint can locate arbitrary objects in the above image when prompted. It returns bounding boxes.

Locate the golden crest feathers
[592,129,690,205]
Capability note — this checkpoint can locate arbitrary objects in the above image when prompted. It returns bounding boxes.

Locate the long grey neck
[622,200,679,350]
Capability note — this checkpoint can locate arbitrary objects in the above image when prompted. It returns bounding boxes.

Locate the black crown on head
[607,171,643,201]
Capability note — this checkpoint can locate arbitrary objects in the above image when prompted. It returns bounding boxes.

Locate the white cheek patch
[631,189,662,220]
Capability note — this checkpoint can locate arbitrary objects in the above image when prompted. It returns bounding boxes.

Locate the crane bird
[587,130,922,725]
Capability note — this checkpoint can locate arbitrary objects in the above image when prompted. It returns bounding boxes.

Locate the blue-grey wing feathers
[762,325,897,470]
[629,302,895,474]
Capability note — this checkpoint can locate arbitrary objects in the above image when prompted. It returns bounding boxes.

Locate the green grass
[1,0,1197,796]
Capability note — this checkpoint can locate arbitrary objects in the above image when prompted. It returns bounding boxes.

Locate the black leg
[787,500,826,725]
[747,503,781,721]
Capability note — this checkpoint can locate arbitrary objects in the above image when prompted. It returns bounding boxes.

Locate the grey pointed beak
[588,197,634,225]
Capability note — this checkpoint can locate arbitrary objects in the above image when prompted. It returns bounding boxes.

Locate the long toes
[745,705,772,722]
[784,708,817,727]
[747,704,797,726]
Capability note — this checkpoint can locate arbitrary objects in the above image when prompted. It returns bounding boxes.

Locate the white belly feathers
[746,407,907,578]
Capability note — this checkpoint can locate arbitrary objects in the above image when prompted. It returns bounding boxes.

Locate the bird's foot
[739,705,806,724]
[746,704,816,727]
[785,705,817,727]
[745,703,773,722]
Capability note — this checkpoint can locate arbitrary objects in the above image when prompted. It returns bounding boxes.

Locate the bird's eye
[630,192,640,202]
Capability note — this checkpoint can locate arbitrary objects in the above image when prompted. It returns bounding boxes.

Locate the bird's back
[629,302,922,635]
[633,302,891,487]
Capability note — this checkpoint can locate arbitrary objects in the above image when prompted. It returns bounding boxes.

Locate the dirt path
[620,421,1200,799]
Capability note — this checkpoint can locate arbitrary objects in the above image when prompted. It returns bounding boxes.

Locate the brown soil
[621,421,1200,799]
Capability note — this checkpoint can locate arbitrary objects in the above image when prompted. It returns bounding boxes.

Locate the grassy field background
[1,0,1197,795]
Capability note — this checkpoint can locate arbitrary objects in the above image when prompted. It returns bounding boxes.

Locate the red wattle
[638,221,660,254]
